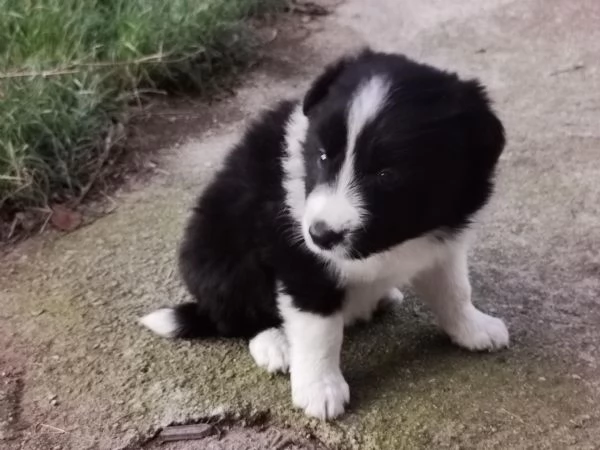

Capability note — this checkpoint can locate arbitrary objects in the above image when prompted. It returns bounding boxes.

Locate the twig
[499,407,525,424]
[38,209,53,234]
[72,123,125,206]
[0,48,206,80]
[39,423,67,433]
[131,88,168,96]
[102,194,119,214]
[549,63,585,76]
[7,216,19,240]
[159,423,215,442]
[0,68,81,79]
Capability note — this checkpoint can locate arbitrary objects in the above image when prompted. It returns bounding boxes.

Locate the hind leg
[249,328,290,373]
[343,282,402,326]
[382,287,404,305]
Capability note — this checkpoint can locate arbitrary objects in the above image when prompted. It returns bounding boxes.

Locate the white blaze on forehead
[336,75,392,218]
[347,76,392,154]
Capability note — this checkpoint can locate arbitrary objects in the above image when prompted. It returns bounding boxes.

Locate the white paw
[291,370,350,420]
[449,308,509,351]
[249,328,290,373]
[383,287,404,304]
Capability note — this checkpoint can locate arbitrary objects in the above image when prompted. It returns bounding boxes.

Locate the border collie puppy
[140,49,508,420]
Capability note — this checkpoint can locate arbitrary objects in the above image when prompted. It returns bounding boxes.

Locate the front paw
[449,308,509,351]
[383,287,404,304]
[291,370,350,420]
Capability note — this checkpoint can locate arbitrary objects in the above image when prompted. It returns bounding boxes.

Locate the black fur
[170,49,505,338]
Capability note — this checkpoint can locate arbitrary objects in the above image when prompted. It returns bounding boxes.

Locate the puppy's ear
[303,48,375,115]
[476,109,505,168]
[463,80,506,168]
[302,51,363,116]
[302,58,348,115]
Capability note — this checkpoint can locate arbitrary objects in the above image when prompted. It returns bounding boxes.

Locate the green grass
[0,0,281,214]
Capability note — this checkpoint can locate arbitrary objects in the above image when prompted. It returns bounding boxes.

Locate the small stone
[571,374,582,380]
[50,399,59,406]
[538,376,546,381]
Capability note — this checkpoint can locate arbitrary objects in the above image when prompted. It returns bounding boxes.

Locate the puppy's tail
[139,303,218,339]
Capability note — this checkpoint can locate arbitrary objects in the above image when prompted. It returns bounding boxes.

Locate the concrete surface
[2,0,600,448]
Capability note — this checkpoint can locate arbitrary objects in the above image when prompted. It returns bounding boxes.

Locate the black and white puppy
[140,49,508,420]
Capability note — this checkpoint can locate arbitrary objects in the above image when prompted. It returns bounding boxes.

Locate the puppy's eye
[318,148,328,162]
[373,168,400,187]
[377,169,395,179]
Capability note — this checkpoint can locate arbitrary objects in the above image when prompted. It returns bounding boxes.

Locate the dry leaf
[50,205,82,232]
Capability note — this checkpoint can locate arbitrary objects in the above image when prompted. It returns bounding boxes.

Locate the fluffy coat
[140,49,508,419]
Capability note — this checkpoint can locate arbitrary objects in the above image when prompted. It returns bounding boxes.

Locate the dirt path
[2,0,600,448]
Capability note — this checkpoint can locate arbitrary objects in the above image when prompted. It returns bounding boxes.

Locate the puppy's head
[300,49,505,260]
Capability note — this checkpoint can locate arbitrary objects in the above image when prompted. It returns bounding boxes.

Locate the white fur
[347,76,391,152]
[336,233,450,285]
[343,281,391,325]
[139,308,178,338]
[279,294,349,420]
[384,287,405,304]
[411,237,509,351]
[282,104,309,226]
[249,328,290,373]
[448,307,509,350]
[301,186,362,258]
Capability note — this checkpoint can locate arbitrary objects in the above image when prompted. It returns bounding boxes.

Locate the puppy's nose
[309,221,346,249]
